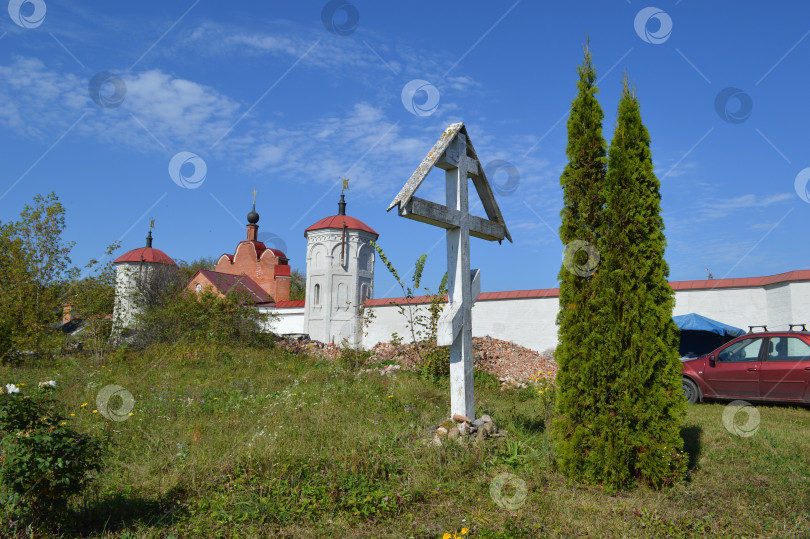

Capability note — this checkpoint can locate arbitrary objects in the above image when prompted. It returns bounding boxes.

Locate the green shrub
[419,345,450,381]
[340,344,371,371]
[0,386,105,529]
[133,288,275,348]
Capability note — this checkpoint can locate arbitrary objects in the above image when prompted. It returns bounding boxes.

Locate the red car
[681,329,810,404]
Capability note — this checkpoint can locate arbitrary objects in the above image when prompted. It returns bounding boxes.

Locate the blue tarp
[674,313,745,357]
[673,313,745,337]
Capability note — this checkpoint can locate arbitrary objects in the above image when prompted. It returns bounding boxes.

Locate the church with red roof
[198,201,292,302]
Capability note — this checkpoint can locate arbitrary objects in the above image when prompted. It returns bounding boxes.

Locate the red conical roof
[305,215,378,237]
[114,247,177,266]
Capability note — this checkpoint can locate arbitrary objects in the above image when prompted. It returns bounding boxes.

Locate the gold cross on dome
[252,188,257,204]
[341,177,350,192]
[149,219,155,231]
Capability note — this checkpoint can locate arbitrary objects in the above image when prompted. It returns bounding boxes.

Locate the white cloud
[699,192,793,218]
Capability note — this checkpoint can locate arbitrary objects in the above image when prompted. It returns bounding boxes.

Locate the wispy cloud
[698,193,793,218]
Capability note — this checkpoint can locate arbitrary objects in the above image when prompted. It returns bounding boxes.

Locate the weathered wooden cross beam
[388,123,511,420]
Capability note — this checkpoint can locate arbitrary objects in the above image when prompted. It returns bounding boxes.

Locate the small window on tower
[314,284,320,305]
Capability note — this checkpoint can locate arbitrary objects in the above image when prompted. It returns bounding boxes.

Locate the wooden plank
[387,123,464,212]
[399,197,506,241]
[465,136,513,243]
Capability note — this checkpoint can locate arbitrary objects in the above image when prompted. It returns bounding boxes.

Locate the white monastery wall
[470,297,559,353]
[266,279,810,353]
[672,287,768,331]
[789,282,810,328]
[260,305,305,335]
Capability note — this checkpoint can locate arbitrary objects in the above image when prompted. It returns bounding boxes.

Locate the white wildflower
[38,380,56,389]
[5,383,20,394]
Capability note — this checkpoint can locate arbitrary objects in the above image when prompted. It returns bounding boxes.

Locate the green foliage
[0,193,74,361]
[176,257,217,282]
[66,242,120,359]
[185,460,404,526]
[580,78,686,490]
[0,386,105,529]
[0,345,807,536]
[553,53,686,491]
[370,241,448,368]
[340,345,371,371]
[552,43,609,480]
[419,345,450,381]
[289,268,306,301]
[133,287,275,348]
[534,376,557,428]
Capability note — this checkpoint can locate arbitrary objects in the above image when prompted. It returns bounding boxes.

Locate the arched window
[360,284,370,303]
[313,284,320,305]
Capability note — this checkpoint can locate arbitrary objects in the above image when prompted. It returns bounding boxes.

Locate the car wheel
[682,377,700,404]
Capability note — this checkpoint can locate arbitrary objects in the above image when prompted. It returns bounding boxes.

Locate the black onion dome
[247,203,259,224]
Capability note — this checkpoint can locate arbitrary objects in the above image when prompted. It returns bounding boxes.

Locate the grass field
[1,343,809,538]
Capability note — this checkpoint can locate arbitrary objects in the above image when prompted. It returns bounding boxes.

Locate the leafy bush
[420,345,450,381]
[132,288,275,348]
[0,193,74,362]
[0,386,105,529]
[340,342,372,371]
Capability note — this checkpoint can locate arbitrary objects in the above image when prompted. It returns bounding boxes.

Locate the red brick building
[213,203,291,302]
[186,269,272,304]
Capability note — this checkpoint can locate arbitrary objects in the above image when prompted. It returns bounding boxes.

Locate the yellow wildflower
[92,409,98,414]
[80,402,88,407]
[443,534,451,539]
[70,413,75,417]
[461,528,469,535]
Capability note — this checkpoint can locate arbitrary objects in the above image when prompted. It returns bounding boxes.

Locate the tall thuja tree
[552,42,608,479]
[585,78,687,490]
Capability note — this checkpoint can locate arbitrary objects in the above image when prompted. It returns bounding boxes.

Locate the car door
[703,336,764,398]
[759,336,810,401]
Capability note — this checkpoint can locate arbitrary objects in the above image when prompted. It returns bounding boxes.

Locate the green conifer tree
[552,42,608,480]
[584,78,686,489]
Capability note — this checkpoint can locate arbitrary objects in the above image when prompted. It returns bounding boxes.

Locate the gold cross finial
[341,177,350,193]
[149,219,155,231]
[252,188,257,205]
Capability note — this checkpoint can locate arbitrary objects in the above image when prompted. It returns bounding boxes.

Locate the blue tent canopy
[673,313,745,337]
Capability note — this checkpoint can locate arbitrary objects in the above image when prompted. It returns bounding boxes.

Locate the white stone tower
[112,227,178,332]
[303,194,378,345]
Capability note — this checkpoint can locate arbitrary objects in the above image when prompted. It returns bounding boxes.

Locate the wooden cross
[388,123,511,420]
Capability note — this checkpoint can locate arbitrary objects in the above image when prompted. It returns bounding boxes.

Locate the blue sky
[1,0,809,297]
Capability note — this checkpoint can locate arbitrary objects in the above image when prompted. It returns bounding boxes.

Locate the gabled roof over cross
[387,122,512,243]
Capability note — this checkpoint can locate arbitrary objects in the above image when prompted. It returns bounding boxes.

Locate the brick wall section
[215,241,290,302]
[187,272,226,298]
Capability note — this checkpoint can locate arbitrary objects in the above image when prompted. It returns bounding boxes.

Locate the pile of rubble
[430,413,506,446]
[370,336,557,384]
[275,335,557,384]
[275,336,341,359]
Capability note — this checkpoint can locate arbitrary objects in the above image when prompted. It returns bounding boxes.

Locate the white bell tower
[303,194,378,345]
